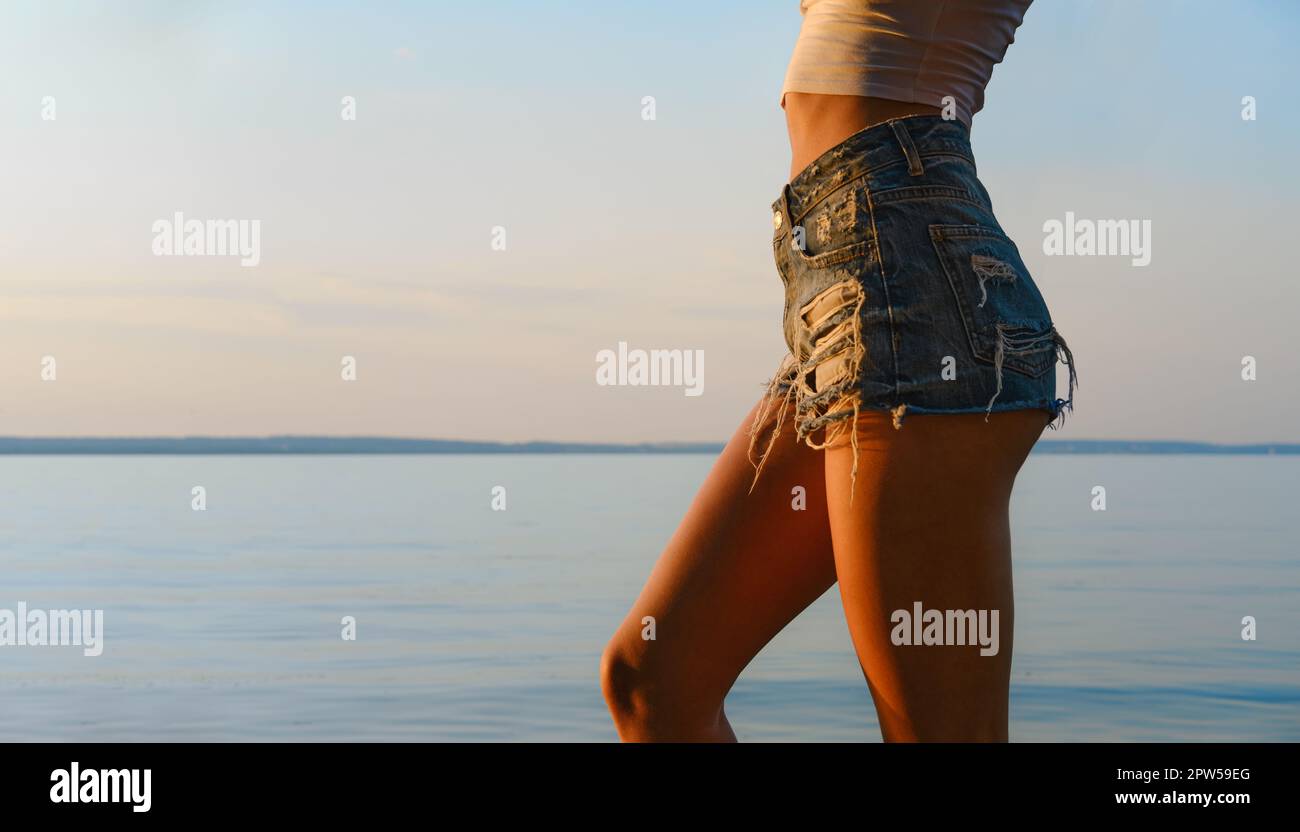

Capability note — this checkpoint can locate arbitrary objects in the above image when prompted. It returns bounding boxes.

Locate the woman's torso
[783,0,1032,177]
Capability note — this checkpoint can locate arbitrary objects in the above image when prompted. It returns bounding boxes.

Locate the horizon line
[0,436,1298,455]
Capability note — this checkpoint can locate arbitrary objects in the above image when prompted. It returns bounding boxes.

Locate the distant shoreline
[0,437,1297,455]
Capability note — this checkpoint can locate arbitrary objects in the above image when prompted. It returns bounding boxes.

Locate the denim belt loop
[890,119,925,176]
[774,183,796,232]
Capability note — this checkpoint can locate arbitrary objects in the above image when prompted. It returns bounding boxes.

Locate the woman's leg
[824,410,1045,741]
[601,399,837,741]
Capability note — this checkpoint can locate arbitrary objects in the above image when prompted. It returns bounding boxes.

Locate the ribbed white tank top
[782,0,1033,126]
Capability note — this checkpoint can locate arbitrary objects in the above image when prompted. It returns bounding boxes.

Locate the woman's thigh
[824,409,1045,741]
[603,399,837,736]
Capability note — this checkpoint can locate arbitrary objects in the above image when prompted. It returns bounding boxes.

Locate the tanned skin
[601,95,1046,742]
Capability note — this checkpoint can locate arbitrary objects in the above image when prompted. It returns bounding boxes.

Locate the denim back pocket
[930,224,1056,379]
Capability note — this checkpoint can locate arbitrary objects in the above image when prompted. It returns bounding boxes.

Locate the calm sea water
[2,454,1297,742]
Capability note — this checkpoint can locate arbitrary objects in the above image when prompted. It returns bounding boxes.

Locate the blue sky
[1,1,1297,442]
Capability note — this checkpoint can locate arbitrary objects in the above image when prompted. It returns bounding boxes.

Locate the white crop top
[781,0,1032,126]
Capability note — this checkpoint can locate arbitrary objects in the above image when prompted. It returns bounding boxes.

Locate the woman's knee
[599,639,643,721]
[600,634,721,738]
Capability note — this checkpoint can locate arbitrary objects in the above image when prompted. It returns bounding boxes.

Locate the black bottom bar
[6,742,1279,818]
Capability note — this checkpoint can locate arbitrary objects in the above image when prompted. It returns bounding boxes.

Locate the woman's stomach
[784,93,943,180]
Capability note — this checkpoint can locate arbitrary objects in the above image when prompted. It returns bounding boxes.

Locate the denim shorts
[749,115,1075,478]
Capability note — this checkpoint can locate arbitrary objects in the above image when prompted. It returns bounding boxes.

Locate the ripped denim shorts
[749,115,1076,481]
